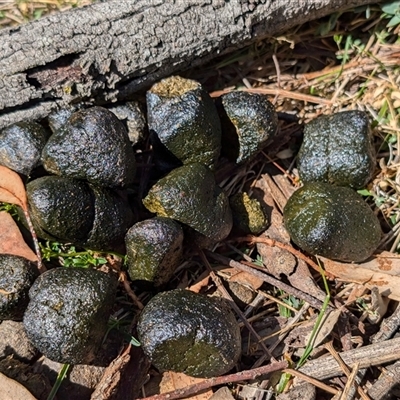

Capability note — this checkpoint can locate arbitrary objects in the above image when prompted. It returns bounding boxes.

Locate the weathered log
[0,0,376,128]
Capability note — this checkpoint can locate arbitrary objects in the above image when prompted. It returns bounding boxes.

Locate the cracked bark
[0,0,376,129]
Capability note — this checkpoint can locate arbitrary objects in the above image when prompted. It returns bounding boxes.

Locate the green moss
[283,182,381,262]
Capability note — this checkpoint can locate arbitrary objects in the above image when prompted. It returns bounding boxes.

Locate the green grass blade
[47,363,70,400]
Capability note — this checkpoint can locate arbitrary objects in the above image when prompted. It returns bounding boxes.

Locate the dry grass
[0,0,92,26]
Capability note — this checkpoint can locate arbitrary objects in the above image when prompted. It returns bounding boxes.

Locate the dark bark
[0,0,377,128]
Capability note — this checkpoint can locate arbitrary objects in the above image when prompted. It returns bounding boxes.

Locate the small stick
[372,301,400,343]
[367,360,400,400]
[283,369,339,396]
[139,361,288,400]
[118,271,143,310]
[299,338,400,381]
[340,362,361,400]
[324,342,371,400]
[204,250,333,312]
[23,209,46,273]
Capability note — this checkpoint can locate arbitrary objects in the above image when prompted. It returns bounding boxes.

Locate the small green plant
[40,241,108,268]
[277,292,302,318]
[0,202,19,217]
[380,1,400,27]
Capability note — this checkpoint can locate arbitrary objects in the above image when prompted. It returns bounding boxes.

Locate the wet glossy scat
[26,176,95,243]
[125,217,183,286]
[0,121,49,176]
[147,76,221,169]
[42,106,136,188]
[229,192,268,235]
[143,163,232,244]
[23,267,117,365]
[137,289,241,378]
[283,182,381,262]
[297,110,375,188]
[0,254,38,320]
[219,91,277,163]
[26,176,133,252]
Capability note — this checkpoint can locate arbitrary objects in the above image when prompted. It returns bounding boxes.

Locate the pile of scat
[0,75,381,379]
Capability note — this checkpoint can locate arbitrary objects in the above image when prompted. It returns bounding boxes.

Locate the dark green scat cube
[147,76,221,169]
[0,254,39,320]
[42,106,136,188]
[84,185,134,252]
[297,110,375,188]
[125,217,183,286]
[23,268,117,365]
[143,163,232,243]
[219,91,277,163]
[26,176,95,243]
[283,182,381,262]
[137,289,241,378]
[229,192,268,235]
[0,121,49,176]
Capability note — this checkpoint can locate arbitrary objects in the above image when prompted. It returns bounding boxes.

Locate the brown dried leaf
[216,267,263,290]
[0,372,37,400]
[159,371,212,400]
[321,253,400,301]
[0,166,27,210]
[0,211,37,262]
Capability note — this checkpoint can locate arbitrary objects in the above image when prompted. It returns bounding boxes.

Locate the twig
[210,87,333,105]
[118,271,143,310]
[204,250,333,312]
[367,361,400,400]
[366,303,400,399]
[139,361,288,400]
[324,342,371,400]
[340,362,362,400]
[198,248,276,362]
[299,337,400,381]
[372,301,400,343]
[283,368,338,396]
[23,209,46,273]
